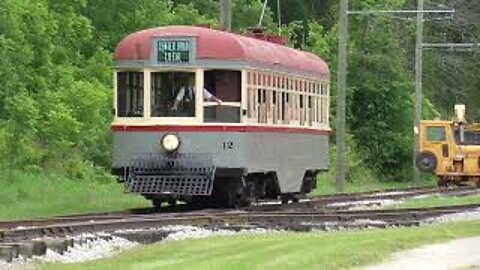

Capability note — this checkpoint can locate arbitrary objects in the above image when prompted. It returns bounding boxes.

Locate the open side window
[117,72,144,117]
[151,72,196,117]
[203,70,241,123]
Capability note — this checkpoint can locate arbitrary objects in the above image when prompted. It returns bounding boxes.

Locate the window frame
[150,70,198,118]
[244,68,330,129]
[114,68,204,125]
[115,69,145,119]
[426,126,447,142]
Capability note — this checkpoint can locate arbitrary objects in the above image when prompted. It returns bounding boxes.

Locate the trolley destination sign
[157,40,191,63]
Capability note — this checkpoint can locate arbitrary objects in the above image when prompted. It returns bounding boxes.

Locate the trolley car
[112,26,331,207]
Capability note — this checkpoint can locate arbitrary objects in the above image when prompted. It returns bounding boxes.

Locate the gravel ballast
[0,226,276,269]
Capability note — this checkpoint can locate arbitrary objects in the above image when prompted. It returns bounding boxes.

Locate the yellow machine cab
[416,105,480,187]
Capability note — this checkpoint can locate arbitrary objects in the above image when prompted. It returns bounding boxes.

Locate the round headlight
[161,134,180,152]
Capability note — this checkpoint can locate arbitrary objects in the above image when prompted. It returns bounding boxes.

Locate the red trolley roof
[114,26,330,77]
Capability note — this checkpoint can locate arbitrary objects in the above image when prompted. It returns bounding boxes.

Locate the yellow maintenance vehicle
[416,105,480,187]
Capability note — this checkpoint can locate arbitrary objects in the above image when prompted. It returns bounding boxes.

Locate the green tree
[422,0,480,120]
[83,0,216,51]
[307,0,416,180]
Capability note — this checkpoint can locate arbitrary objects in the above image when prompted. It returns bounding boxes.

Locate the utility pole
[220,0,232,32]
[413,0,424,184]
[348,6,454,184]
[277,0,282,35]
[258,0,269,27]
[336,0,348,193]
[346,6,454,185]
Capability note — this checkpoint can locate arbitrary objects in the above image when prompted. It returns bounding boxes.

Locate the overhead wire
[349,0,480,118]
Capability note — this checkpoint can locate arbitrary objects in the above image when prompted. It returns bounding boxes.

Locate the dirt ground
[365,236,480,270]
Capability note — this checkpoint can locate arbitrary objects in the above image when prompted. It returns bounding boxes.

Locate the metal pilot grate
[126,153,215,196]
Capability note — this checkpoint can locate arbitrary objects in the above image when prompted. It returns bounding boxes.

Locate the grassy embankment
[42,220,480,270]
[0,170,150,220]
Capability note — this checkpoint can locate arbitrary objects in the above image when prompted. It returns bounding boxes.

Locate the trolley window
[151,72,196,117]
[245,70,329,127]
[426,126,446,142]
[204,70,241,123]
[117,72,144,117]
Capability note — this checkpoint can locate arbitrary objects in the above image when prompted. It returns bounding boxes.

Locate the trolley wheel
[292,197,300,203]
[415,151,438,173]
[222,177,252,208]
[225,187,251,208]
[240,195,252,207]
[281,196,289,205]
[191,196,210,209]
[224,190,239,208]
[152,199,164,209]
[168,198,177,207]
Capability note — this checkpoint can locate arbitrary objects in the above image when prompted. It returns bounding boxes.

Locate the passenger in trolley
[171,73,222,115]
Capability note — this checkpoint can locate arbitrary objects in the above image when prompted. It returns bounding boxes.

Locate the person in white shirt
[172,86,222,111]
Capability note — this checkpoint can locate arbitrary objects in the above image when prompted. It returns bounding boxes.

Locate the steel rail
[1,204,478,242]
[309,186,478,204]
[0,187,477,230]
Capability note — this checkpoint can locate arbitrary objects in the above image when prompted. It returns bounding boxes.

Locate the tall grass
[0,170,150,220]
[312,144,436,195]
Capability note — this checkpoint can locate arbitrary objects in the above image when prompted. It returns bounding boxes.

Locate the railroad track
[255,186,480,211]
[1,203,479,242]
[310,186,478,204]
[0,194,479,262]
[1,186,477,231]
[310,185,436,199]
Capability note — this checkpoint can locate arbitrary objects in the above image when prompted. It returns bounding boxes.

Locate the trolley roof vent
[246,27,287,46]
